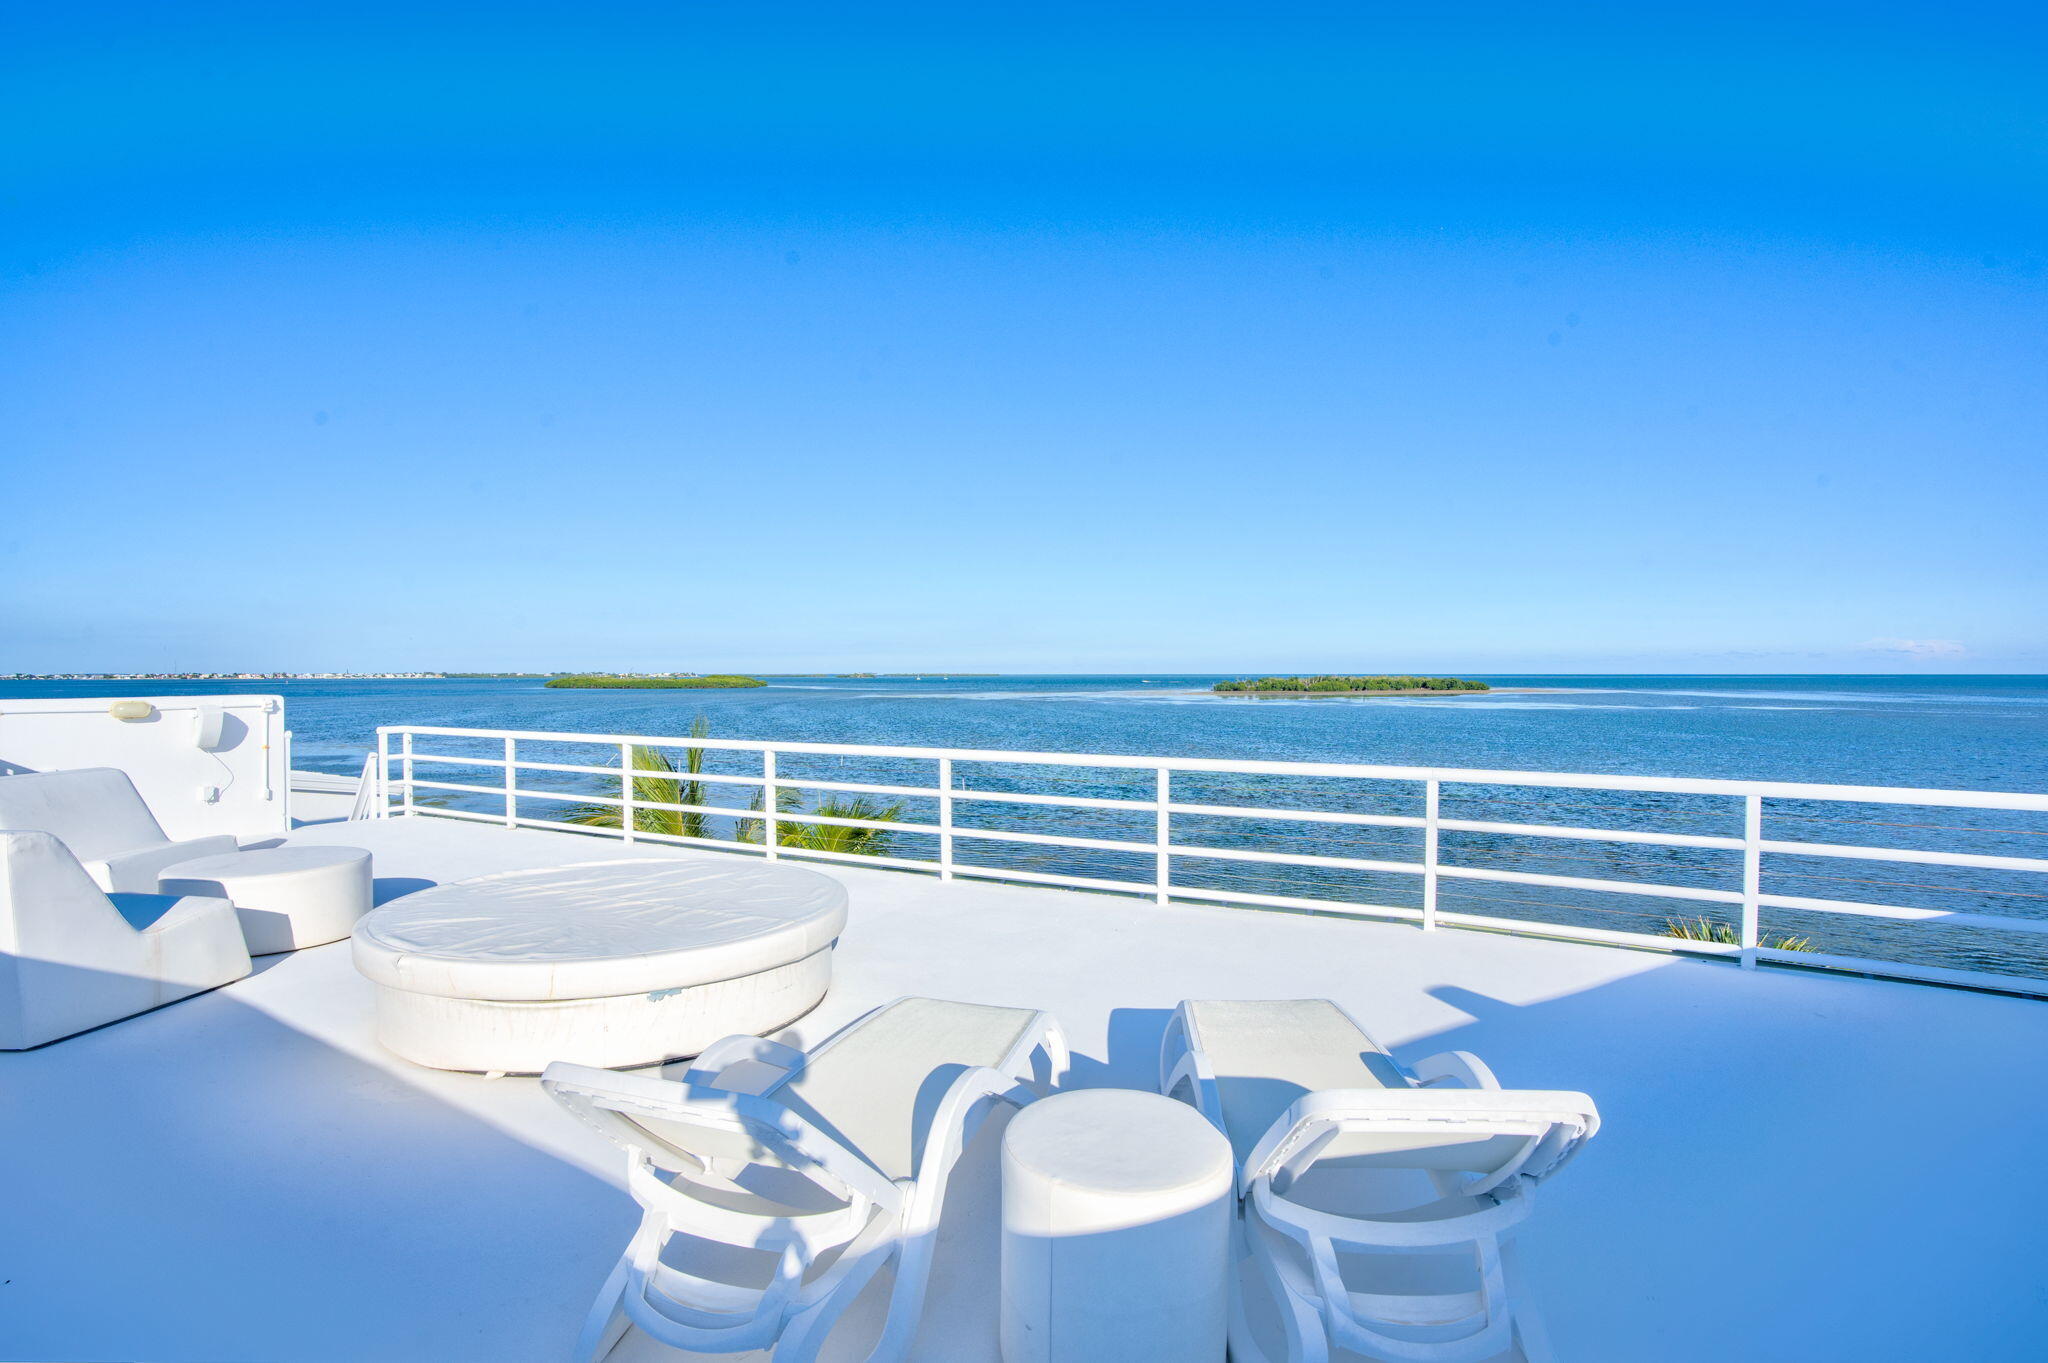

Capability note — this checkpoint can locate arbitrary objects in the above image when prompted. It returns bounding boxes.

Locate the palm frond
[779,794,905,856]
[1662,916,1812,952]
[552,719,904,859]
[735,790,905,855]
[559,717,715,840]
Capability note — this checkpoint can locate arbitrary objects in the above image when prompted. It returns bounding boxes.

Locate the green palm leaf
[560,717,713,840]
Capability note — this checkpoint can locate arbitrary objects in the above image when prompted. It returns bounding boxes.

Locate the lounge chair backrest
[0,768,168,861]
[1318,1126,1533,1175]
[541,1062,899,1212]
[0,830,147,957]
[1244,1088,1601,1199]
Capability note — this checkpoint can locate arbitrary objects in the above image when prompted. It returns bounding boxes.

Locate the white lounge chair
[1,829,252,1049]
[0,767,239,892]
[543,996,1070,1363]
[1160,999,1599,1363]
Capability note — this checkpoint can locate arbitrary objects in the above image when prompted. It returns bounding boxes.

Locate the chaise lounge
[1160,999,1599,1363]
[543,996,1070,1363]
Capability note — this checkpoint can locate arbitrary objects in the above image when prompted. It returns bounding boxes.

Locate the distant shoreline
[544,675,766,690]
[1213,686,1554,698]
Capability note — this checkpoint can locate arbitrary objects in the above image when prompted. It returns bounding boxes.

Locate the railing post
[503,737,518,828]
[938,757,955,880]
[375,729,390,819]
[400,731,414,818]
[1423,778,1440,930]
[350,753,379,822]
[763,749,779,859]
[1741,793,1762,968]
[1155,768,1171,904]
[619,742,636,843]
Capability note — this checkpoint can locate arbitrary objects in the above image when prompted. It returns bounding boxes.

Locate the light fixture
[107,700,155,721]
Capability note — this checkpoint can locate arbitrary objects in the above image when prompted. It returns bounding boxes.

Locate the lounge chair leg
[773,1244,899,1363]
[1240,1221,1327,1363]
[1228,1268,1279,1363]
[1499,1237,1556,1363]
[574,1259,632,1363]
[868,1229,947,1360]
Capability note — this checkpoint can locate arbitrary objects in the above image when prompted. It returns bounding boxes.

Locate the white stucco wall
[0,694,290,841]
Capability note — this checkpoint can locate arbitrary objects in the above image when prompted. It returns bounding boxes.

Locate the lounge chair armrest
[1158,1001,1229,1135]
[1409,1049,1502,1090]
[1162,1049,1227,1134]
[136,893,253,989]
[680,1035,809,1093]
[999,1009,1072,1095]
[1252,1173,1538,1250]
[91,835,242,893]
[906,1063,1033,1227]
[135,892,239,936]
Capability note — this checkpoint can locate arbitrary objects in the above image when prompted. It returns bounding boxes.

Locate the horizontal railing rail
[373,724,2048,999]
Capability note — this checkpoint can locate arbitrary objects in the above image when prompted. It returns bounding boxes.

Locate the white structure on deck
[354,860,847,1072]
[375,723,2048,997]
[0,828,251,1049]
[0,693,288,841]
[4,805,2044,1361]
[3,710,2047,1361]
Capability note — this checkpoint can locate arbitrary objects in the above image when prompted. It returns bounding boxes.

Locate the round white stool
[158,845,373,956]
[1000,1088,1234,1363]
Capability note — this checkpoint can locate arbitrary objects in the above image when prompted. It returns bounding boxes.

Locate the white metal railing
[373,724,2048,998]
[348,754,382,821]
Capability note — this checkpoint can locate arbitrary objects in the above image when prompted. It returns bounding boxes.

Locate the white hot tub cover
[351,859,848,1001]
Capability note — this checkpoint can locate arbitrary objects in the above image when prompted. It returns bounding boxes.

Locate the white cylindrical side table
[1001,1088,1234,1363]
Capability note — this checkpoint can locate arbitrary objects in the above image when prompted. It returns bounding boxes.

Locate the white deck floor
[6,808,2046,1362]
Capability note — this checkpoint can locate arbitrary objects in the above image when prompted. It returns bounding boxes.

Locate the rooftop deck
[5,802,2045,1361]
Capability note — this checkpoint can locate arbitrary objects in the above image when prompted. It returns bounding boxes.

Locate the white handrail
[371,723,2048,998]
[346,754,381,821]
[375,723,2048,810]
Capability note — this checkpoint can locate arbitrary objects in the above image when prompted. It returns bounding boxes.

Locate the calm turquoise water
[7,674,2046,979]
[9,672,2020,790]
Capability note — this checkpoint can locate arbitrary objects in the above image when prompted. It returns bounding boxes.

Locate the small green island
[544,674,767,689]
[1214,675,1491,696]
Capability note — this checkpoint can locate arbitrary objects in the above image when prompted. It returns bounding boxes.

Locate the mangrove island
[1214,674,1490,695]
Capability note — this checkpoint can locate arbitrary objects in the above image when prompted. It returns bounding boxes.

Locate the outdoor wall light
[107,700,155,721]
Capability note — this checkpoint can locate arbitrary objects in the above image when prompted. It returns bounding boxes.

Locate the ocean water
[86,671,2041,792]
[7,674,2046,981]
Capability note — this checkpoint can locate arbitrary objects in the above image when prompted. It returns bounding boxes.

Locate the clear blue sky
[4,2,2043,674]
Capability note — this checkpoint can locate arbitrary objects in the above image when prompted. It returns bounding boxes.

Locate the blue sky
[3,2,2043,674]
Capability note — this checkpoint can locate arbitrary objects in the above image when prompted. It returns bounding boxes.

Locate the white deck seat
[0,829,252,1049]
[158,845,373,955]
[0,767,240,893]
[351,859,849,1072]
[1161,998,1599,1363]
[544,996,1071,1363]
